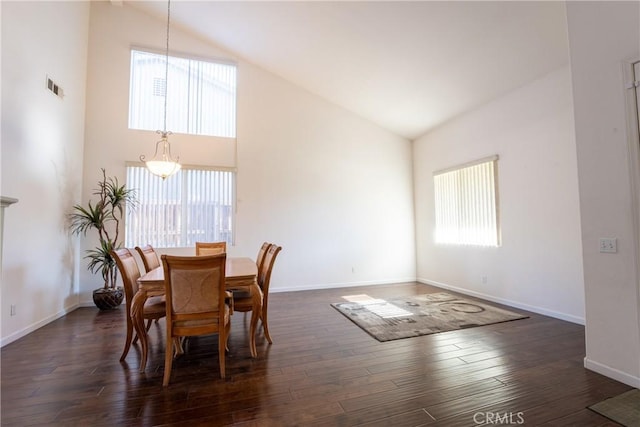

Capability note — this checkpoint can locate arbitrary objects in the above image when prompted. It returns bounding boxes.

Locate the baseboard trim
[584,357,640,388]
[3,277,586,346]
[6,280,416,345]
[1,303,80,347]
[272,277,418,293]
[417,278,585,325]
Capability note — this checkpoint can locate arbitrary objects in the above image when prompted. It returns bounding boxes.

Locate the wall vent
[46,76,64,99]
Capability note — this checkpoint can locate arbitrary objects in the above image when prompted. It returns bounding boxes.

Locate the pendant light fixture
[140,0,181,180]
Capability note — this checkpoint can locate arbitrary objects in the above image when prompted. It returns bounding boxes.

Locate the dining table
[133,256,262,373]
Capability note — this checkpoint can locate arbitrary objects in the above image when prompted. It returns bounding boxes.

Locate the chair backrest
[111,248,141,308]
[161,254,227,335]
[259,245,282,293]
[195,241,227,256]
[135,245,160,273]
[256,242,272,279]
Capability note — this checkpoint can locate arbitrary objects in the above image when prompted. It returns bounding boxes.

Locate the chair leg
[262,311,273,344]
[120,319,134,361]
[173,337,185,357]
[163,334,174,387]
[219,328,227,379]
[133,318,153,345]
[224,321,231,352]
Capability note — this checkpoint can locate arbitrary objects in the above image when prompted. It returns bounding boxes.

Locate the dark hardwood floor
[1,282,633,426]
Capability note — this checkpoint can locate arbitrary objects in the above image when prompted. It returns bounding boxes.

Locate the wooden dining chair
[135,244,160,273]
[233,244,282,344]
[256,242,272,274]
[160,253,231,386]
[195,241,227,256]
[111,248,166,362]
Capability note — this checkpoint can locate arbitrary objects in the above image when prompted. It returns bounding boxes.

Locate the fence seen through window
[125,165,235,248]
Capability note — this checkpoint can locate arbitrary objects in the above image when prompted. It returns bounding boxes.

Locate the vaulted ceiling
[127,1,570,140]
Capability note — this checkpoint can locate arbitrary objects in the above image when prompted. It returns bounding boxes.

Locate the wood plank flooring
[1,282,633,426]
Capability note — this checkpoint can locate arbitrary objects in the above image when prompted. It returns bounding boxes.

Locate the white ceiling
[127,1,570,140]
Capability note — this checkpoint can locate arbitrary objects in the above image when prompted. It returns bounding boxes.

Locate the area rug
[588,389,640,427]
[330,292,528,342]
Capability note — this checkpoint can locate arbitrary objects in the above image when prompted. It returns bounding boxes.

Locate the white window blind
[129,49,237,138]
[433,156,500,247]
[125,165,235,248]
[635,61,640,127]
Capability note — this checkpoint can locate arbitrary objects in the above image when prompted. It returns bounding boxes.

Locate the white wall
[1,1,90,345]
[566,1,640,388]
[413,66,585,324]
[82,2,416,303]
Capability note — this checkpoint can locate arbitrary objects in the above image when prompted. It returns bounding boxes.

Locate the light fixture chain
[163,0,171,133]
[139,0,181,180]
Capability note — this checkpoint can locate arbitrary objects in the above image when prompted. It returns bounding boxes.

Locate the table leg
[249,284,263,358]
[131,290,149,372]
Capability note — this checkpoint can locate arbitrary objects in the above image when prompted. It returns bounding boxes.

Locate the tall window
[433,156,500,247]
[125,165,235,248]
[129,49,237,138]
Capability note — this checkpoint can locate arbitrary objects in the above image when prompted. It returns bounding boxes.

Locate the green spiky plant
[69,169,137,289]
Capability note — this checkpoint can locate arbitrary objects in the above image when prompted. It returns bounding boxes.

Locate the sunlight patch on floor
[341,294,379,303]
[341,294,413,318]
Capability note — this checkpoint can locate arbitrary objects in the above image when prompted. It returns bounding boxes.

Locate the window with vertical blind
[433,156,500,247]
[125,164,235,248]
[129,49,237,138]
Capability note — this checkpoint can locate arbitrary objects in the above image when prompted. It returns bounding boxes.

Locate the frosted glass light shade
[140,132,181,180]
[145,160,181,179]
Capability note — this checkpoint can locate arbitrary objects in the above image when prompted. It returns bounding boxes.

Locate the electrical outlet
[599,238,617,253]
[10,305,16,316]
[45,75,64,98]
[481,275,488,284]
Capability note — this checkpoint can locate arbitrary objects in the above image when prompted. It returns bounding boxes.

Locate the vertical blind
[125,165,235,248]
[129,49,237,138]
[433,156,500,246]
[635,61,640,128]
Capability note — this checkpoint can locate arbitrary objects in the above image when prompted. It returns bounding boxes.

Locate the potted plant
[69,169,137,310]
